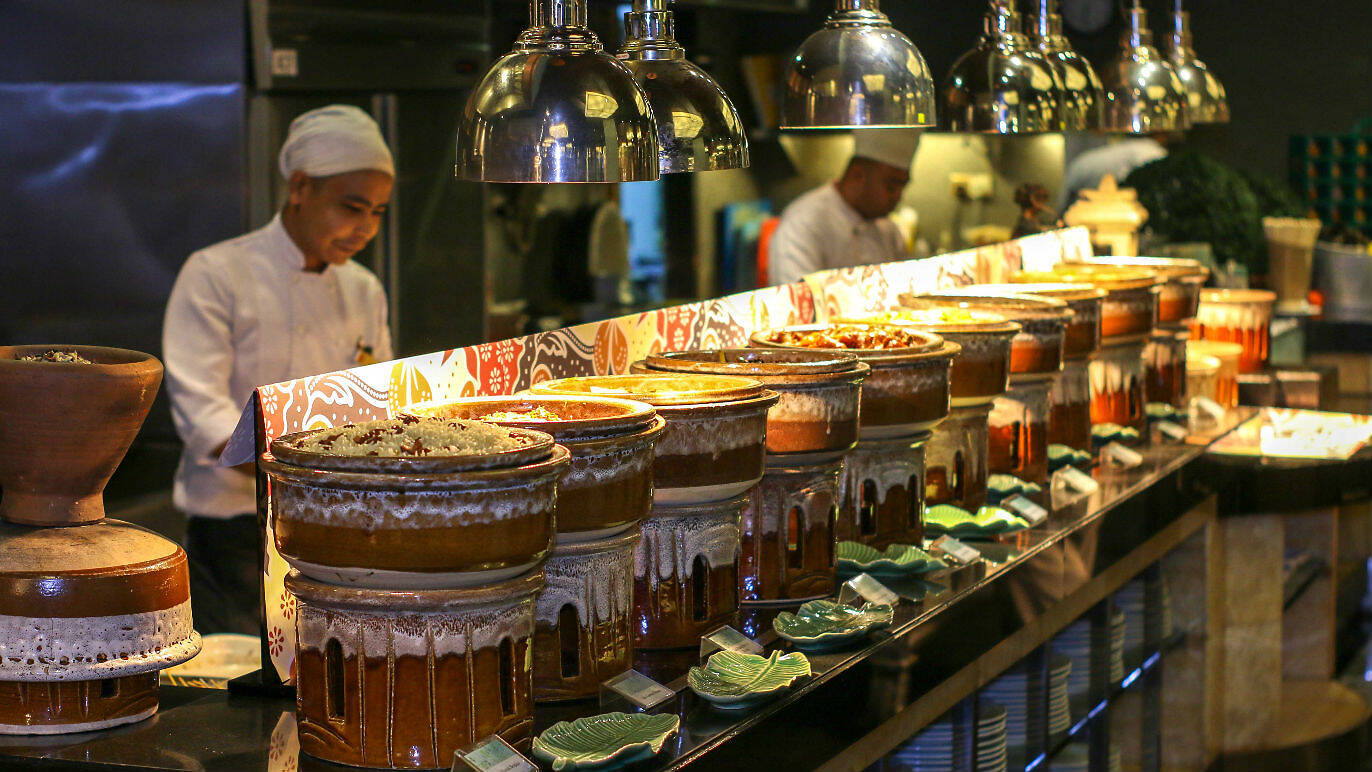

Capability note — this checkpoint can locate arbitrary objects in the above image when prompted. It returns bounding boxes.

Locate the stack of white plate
[1109,608,1126,684]
[1114,579,1155,666]
[1051,619,1099,702]
[1109,739,1123,772]
[981,669,1030,751]
[975,702,1008,772]
[1160,577,1173,638]
[1048,654,1072,737]
[1050,742,1090,771]
[887,716,955,771]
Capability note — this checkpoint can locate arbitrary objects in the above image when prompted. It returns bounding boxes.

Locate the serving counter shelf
[0,413,1253,772]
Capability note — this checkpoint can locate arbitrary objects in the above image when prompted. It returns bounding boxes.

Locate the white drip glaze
[535,542,635,627]
[295,597,534,659]
[634,505,742,582]
[562,442,654,490]
[274,480,555,528]
[839,439,926,506]
[926,405,990,485]
[1051,361,1092,406]
[989,382,1051,429]
[1088,343,1146,395]
[654,412,765,455]
[748,462,843,537]
[768,386,859,423]
[1196,301,1272,332]
[0,601,197,682]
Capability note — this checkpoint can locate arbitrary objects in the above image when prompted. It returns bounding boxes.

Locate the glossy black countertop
[0,413,1252,772]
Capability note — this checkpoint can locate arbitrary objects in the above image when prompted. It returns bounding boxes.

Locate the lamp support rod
[532,0,587,27]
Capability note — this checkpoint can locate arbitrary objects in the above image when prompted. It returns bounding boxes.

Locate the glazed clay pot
[632,349,869,457]
[925,403,992,512]
[1188,340,1242,408]
[528,375,779,506]
[836,432,930,548]
[0,346,162,526]
[532,528,638,702]
[966,283,1106,361]
[1014,265,1161,341]
[1073,256,1209,327]
[265,428,569,590]
[1192,289,1276,374]
[1049,359,1093,453]
[289,569,542,769]
[1142,328,1190,408]
[634,495,746,649]
[410,397,663,541]
[1088,339,1149,437]
[750,325,959,439]
[900,291,1071,378]
[739,454,844,605]
[0,519,201,734]
[989,378,1053,485]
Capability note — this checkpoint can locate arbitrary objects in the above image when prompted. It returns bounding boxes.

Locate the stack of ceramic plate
[1050,742,1090,771]
[1114,579,1154,666]
[886,715,956,771]
[975,702,1008,772]
[1108,739,1122,772]
[1160,577,1173,638]
[1109,608,1126,684]
[981,668,1031,751]
[1051,619,1099,702]
[1048,654,1072,738]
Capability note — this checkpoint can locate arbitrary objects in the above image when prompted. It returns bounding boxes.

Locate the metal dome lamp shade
[1167,0,1229,123]
[781,0,937,130]
[944,0,1066,133]
[1027,0,1103,130]
[456,0,659,182]
[618,0,749,173]
[1100,1,1190,133]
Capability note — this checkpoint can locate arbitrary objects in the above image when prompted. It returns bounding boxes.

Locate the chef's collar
[824,182,874,233]
[264,213,327,275]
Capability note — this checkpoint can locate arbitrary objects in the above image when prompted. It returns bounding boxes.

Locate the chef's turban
[852,128,920,172]
[278,105,395,180]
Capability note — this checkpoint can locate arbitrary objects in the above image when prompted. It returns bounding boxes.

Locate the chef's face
[287,170,394,269]
[850,160,910,220]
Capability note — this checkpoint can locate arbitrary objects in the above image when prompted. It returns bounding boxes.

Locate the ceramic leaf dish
[925,504,1031,539]
[772,599,894,651]
[532,712,680,771]
[1047,444,1093,473]
[835,541,947,576]
[1145,402,1183,423]
[1091,423,1141,446]
[687,650,811,709]
[985,473,1044,504]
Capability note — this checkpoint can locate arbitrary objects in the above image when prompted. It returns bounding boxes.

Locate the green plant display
[1124,152,1265,273]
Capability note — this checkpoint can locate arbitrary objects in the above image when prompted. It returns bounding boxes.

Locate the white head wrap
[278,105,395,180]
[852,128,920,172]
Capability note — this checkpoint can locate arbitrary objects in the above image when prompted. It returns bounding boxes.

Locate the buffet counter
[0,411,1248,772]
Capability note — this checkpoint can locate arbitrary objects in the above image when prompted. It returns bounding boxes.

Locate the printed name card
[1192,396,1227,422]
[700,625,764,659]
[1101,442,1144,469]
[930,535,982,565]
[1155,420,1188,441]
[1054,465,1099,495]
[601,669,675,710]
[1002,494,1048,526]
[838,573,900,606]
[454,736,535,772]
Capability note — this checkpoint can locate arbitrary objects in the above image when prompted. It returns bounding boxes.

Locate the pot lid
[1013,265,1161,291]
[750,324,959,366]
[407,396,657,441]
[1199,288,1276,305]
[270,416,556,474]
[901,291,1072,322]
[1075,255,1209,282]
[968,282,1107,303]
[837,308,1021,336]
[527,374,765,406]
[1186,353,1222,375]
[641,348,862,376]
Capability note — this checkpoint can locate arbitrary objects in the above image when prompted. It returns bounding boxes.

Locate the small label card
[1101,442,1144,469]
[930,535,982,565]
[600,669,674,710]
[1155,420,1188,441]
[1054,465,1099,495]
[453,735,535,772]
[1192,396,1227,422]
[700,625,764,659]
[838,573,899,606]
[1002,494,1048,526]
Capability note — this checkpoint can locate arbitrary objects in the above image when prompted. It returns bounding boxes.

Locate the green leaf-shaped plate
[1046,444,1093,473]
[924,504,1030,539]
[532,712,680,771]
[1145,402,1183,422]
[772,599,894,651]
[835,541,946,576]
[1091,423,1141,446]
[687,650,811,709]
[986,473,1044,503]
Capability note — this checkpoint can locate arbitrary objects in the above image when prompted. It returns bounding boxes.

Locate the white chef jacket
[163,214,392,519]
[768,183,909,286]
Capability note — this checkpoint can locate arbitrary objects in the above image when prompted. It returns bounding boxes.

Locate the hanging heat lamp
[781,0,937,130]
[456,0,659,182]
[944,0,1065,133]
[1166,0,1229,123]
[1027,0,1103,130]
[618,0,749,173]
[1100,0,1190,133]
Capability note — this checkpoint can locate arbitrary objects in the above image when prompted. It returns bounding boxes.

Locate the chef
[768,128,920,286]
[163,105,395,634]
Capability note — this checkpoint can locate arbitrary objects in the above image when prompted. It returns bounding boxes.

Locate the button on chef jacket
[163,213,392,519]
[768,183,909,287]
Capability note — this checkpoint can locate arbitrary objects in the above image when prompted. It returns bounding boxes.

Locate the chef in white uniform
[163,105,395,634]
[768,128,920,286]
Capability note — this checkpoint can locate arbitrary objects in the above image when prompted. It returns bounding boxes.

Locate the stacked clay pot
[751,324,959,548]
[410,396,662,701]
[0,346,200,735]
[265,415,568,767]
[633,349,869,605]
[1193,289,1278,375]
[528,375,778,649]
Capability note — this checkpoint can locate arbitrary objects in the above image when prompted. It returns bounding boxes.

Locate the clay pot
[264,431,569,590]
[1049,359,1093,453]
[528,375,779,506]
[533,528,638,701]
[926,403,992,512]
[0,345,162,526]
[739,453,844,604]
[900,291,1071,377]
[989,378,1053,485]
[1188,340,1242,408]
[750,325,959,439]
[836,432,930,548]
[409,397,663,541]
[0,518,200,734]
[1014,265,1161,341]
[1088,338,1149,437]
[966,282,1106,361]
[1073,256,1209,327]
[289,568,542,769]
[1143,328,1190,408]
[634,495,746,649]
[632,349,869,457]
[1193,289,1276,374]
